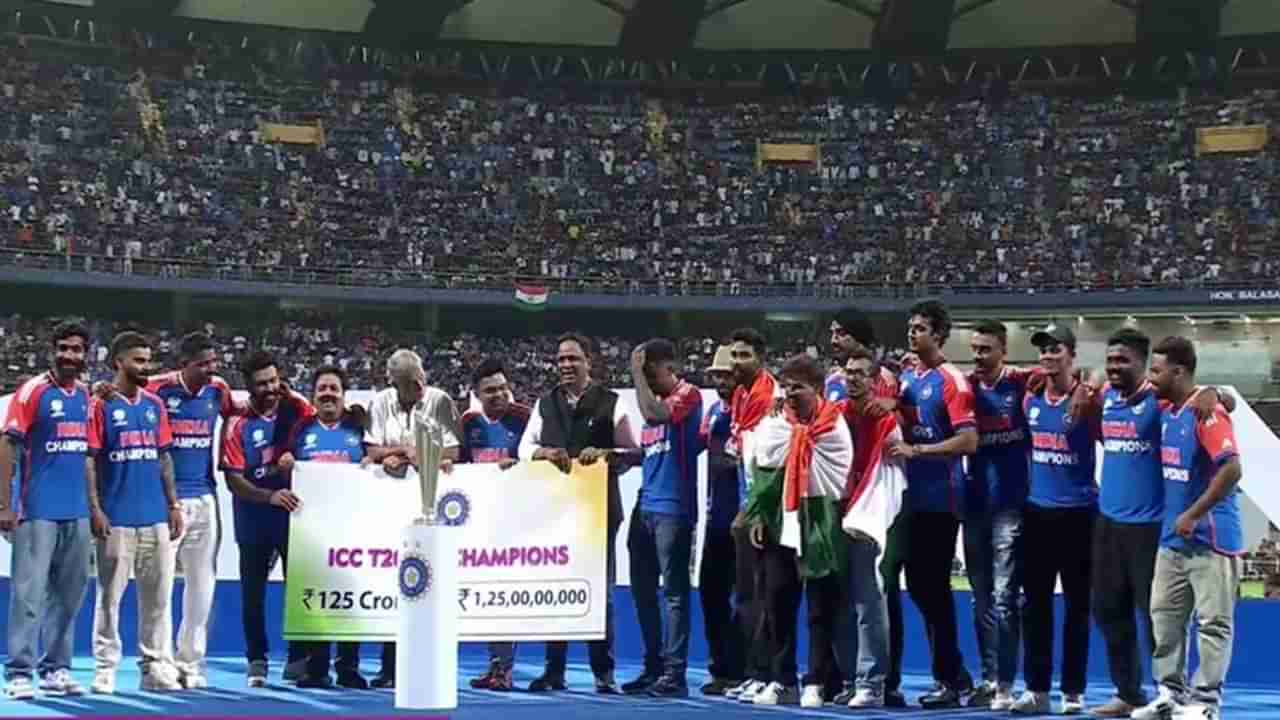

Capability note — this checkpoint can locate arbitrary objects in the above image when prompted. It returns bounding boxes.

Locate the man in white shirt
[363,348,460,688]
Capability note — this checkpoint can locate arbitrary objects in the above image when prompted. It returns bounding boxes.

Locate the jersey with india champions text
[898,362,975,514]
[87,391,173,527]
[639,381,704,522]
[1160,391,1241,555]
[459,404,530,464]
[1099,382,1164,524]
[825,367,900,403]
[220,399,312,547]
[3,373,91,520]
[290,417,365,464]
[1025,385,1098,509]
[147,371,236,500]
[968,366,1032,515]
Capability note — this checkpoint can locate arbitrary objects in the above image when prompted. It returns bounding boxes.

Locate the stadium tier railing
[0,246,1266,299]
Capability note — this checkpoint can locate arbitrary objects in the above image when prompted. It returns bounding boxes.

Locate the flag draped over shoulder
[841,408,907,567]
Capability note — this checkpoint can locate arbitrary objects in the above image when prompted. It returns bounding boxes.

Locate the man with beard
[887,299,976,709]
[277,365,368,690]
[517,333,638,694]
[461,358,530,692]
[623,339,703,698]
[144,332,237,689]
[219,350,314,688]
[85,331,184,694]
[1,322,93,699]
[696,346,746,696]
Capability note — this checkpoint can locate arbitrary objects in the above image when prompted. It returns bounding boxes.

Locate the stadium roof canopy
[26,0,1280,53]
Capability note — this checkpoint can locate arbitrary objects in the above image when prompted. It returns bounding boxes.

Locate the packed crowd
[3,43,1280,293]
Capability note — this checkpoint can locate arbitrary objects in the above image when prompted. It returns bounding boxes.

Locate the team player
[964,320,1035,710]
[1133,337,1243,720]
[278,366,368,690]
[145,331,237,689]
[1015,324,1098,715]
[826,308,899,405]
[625,339,704,698]
[0,322,93,699]
[85,331,184,694]
[888,299,977,709]
[462,358,531,692]
[696,346,745,696]
[220,350,313,688]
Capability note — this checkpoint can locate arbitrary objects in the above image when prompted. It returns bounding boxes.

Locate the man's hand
[90,508,112,539]
[269,489,303,512]
[731,510,748,531]
[92,381,120,400]
[887,440,917,461]
[1026,372,1047,395]
[343,403,369,429]
[1175,510,1198,539]
[749,521,766,550]
[277,452,296,474]
[579,447,609,466]
[168,506,184,540]
[1192,388,1225,421]
[535,447,572,474]
[1066,382,1094,425]
[440,458,454,474]
[0,508,16,534]
[630,346,647,375]
[867,397,896,418]
[497,458,518,471]
[383,455,408,478]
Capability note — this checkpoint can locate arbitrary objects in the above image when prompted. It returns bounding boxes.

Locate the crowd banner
[1195,124,1268,156]
[282,458,609,643]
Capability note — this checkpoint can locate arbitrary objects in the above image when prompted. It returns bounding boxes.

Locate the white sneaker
[848,688,885,708]
[1063,693,1086,714]
[753,682,799,706]
[1132,686,1183,720]
[725,678,753,699]
[39,669,84,696]
[991,684,1015,711]
[181,672,209,690]
[140,664,182,692]
[1173,703,1219,720]
[1012,690,1052,714]
[5,676,36,700]
[91,671,116,695]
[738,680,766,703]
[800,684,824,708]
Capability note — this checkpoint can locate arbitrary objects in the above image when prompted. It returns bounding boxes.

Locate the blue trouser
[963,508,1023,687]
[628,509,693,680]
[847,536,890,692]
[5,519,92,679]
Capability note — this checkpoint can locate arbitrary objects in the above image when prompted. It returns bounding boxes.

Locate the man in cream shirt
[363,348,460,688]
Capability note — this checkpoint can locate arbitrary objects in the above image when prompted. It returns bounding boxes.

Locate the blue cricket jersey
[88,390,173,527]
[639,381,704,522]
[1160,392,1242,555]
[1099,382,1165,524]
[3,373,90,521]
[1025,385,1098,509]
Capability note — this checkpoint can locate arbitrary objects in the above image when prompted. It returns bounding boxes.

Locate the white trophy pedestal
[394,521,458,710]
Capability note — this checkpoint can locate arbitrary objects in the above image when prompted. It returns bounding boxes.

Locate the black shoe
[296,674,332,689]
[885,689,908,708]
[832,684,858,705]
[370,674,394,689]
[700,677,743,696]
[967,682,996,708]
[621,672,661,695]
[283,658,309,683]
[919,682,962,709]
[336,671,368,690]
[528,673,567,693]
[647,676,689,698]
[594,673,619,695]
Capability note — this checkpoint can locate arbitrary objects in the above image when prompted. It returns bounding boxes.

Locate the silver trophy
[412,409,445,525]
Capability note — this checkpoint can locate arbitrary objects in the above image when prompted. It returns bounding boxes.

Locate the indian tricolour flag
[514,284,549,311]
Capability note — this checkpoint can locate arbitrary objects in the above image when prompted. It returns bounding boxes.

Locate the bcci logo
[436,490,471,527]
[399,547,432,602]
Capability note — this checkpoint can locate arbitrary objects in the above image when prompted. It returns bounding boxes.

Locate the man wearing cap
[1014,323,1098,715]
[697,346,746,695]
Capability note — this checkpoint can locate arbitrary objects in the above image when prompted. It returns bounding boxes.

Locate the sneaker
[700,677,742,696]
[527,673,566,693]
[1012,690,1052,714]
[246,660,268,689]
[1173,703,1218,720]
[647,676,689,698]
[5,676,36,700]
[991,685,1015,711]
[336,671,369,690]
[919,682,963,709]
[832,684,857,705]
[885,689,908,708]
[753,682,799,706]
[91,671,116,695]
[800,684,824,708]
[40,669,84,696]
[140,664,182,692]
[283,658,307,682]
[180,672,209,690]
[1063,693,1086,715]
[472,667,513,692]
[1091,698,1139,718]
[594,672,619,695]
[1132,687,1184,720]
[295,674,332,689]
[849,688,886,708]
[621,671,661,695]
[738,680,767,703]
[969,682,997,708]
[370,673,395,689]
[725,679,754,699]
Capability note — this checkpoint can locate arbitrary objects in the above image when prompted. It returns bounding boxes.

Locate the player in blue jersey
[696,346,746,697]
[964,320,1035,711]
[1016,323,1098,715]
[145,332,237,690]
[277,365,370,690]
[624,338,704,698]
[85,331,185,695]
[1133,337,1243,720]
[887,299,977,709]
[220,350,314,688]
[462,358,531,692]
[0,322,93,700]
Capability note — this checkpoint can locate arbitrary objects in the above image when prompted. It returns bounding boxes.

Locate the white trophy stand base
[395,521,459,710]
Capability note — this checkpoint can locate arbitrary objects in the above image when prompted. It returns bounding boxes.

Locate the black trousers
[756,542,803,686]
[905,511,966,686]
[544,524,617,678]
[1022,503,1095,695]
[239,540,305,666]
[304,641,361,676]
[732,524,767,682]
[802,573,847,688]
[880,509,911,693]
[1092,516,1160,705]
[700,526,744,681]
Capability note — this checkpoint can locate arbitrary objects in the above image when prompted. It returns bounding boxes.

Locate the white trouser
[93,523,176,675]
[171,494,219,677]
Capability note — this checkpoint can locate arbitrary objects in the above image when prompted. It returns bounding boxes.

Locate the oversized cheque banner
[283,459,609,642]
